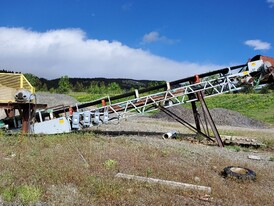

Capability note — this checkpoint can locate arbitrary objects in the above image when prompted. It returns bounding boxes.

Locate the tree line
[24,73,274,95]
[24,73,164,95]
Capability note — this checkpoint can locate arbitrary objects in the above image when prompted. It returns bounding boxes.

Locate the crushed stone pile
[151,105,267,129]
[35,92,79,108]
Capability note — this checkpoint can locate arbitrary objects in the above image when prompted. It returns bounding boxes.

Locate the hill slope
[204,93,274,124]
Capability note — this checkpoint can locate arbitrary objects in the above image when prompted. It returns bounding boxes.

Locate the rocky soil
[152,105,267,129]
[0,93,273,205]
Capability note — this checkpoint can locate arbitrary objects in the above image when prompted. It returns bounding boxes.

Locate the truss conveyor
[70,55,274,127]
[71,74,242,128]
[29,55,274,147]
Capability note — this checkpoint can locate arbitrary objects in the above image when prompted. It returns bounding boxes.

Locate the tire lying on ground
[223,166,256,181]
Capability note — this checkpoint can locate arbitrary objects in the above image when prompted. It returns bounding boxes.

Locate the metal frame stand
[160,90,224,147]
[195,91,224,147]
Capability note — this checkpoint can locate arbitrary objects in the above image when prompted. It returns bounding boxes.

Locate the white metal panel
[248,60,263,73]
[32,117,71,134]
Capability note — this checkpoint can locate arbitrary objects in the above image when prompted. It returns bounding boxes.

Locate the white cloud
[122,2,133,11]
[267,0,274,8]
[142,31,179,44]
[244,39,271,50]
[0,27,223,81]
[143,31,160,43]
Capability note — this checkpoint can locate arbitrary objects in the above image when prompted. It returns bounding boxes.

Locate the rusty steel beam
[196,91,224,147]
[190,101,201,133]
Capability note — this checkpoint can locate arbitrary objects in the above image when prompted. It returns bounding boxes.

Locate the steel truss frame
[90,75,241,121]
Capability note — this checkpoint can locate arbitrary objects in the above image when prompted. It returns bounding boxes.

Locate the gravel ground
[151,105,267,129]
[1,93,273,205]
[91,115,274,171]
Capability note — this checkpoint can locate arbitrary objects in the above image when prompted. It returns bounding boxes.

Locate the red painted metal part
[260,56,274,65]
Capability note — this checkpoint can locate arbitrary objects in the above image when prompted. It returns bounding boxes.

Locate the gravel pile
[151,105,267,129]
[35,92,79,108]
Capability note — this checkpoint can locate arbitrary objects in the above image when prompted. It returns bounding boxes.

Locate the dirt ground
[0,94,273,205]
[0,115,274,205]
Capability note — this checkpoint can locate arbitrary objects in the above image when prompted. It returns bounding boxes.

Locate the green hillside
[202,93,274,124]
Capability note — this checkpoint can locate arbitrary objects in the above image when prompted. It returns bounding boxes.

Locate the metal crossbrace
[158,105,215,142]
[90,76,242,122]
[196,91,224,147]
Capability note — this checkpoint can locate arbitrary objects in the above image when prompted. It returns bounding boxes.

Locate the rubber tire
[223,166,256,181]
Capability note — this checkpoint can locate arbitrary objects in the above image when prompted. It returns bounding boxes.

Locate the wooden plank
[115,173,211,194]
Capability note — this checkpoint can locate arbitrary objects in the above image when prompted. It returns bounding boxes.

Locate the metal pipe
[163,130,177,139]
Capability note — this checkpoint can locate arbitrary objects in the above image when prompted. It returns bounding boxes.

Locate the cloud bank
[267,0,274,8]
[244,39,271,50]
[0,27,222,81]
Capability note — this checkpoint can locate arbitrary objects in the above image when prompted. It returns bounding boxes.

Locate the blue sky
[0,0,273,80]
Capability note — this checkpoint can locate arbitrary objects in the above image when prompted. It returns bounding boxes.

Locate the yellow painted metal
[0,73,35,102]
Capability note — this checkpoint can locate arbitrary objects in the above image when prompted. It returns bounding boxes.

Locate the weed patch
[103,159,118,170]
[1,185,41,204]
[226,145,241,152]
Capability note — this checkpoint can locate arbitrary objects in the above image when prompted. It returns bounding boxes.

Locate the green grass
[1,185,41,204]
[69,91,135,106]
[69,92,105,102]
[203,92,274,124]
[104,159,118,170]
[225,145,241,152]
